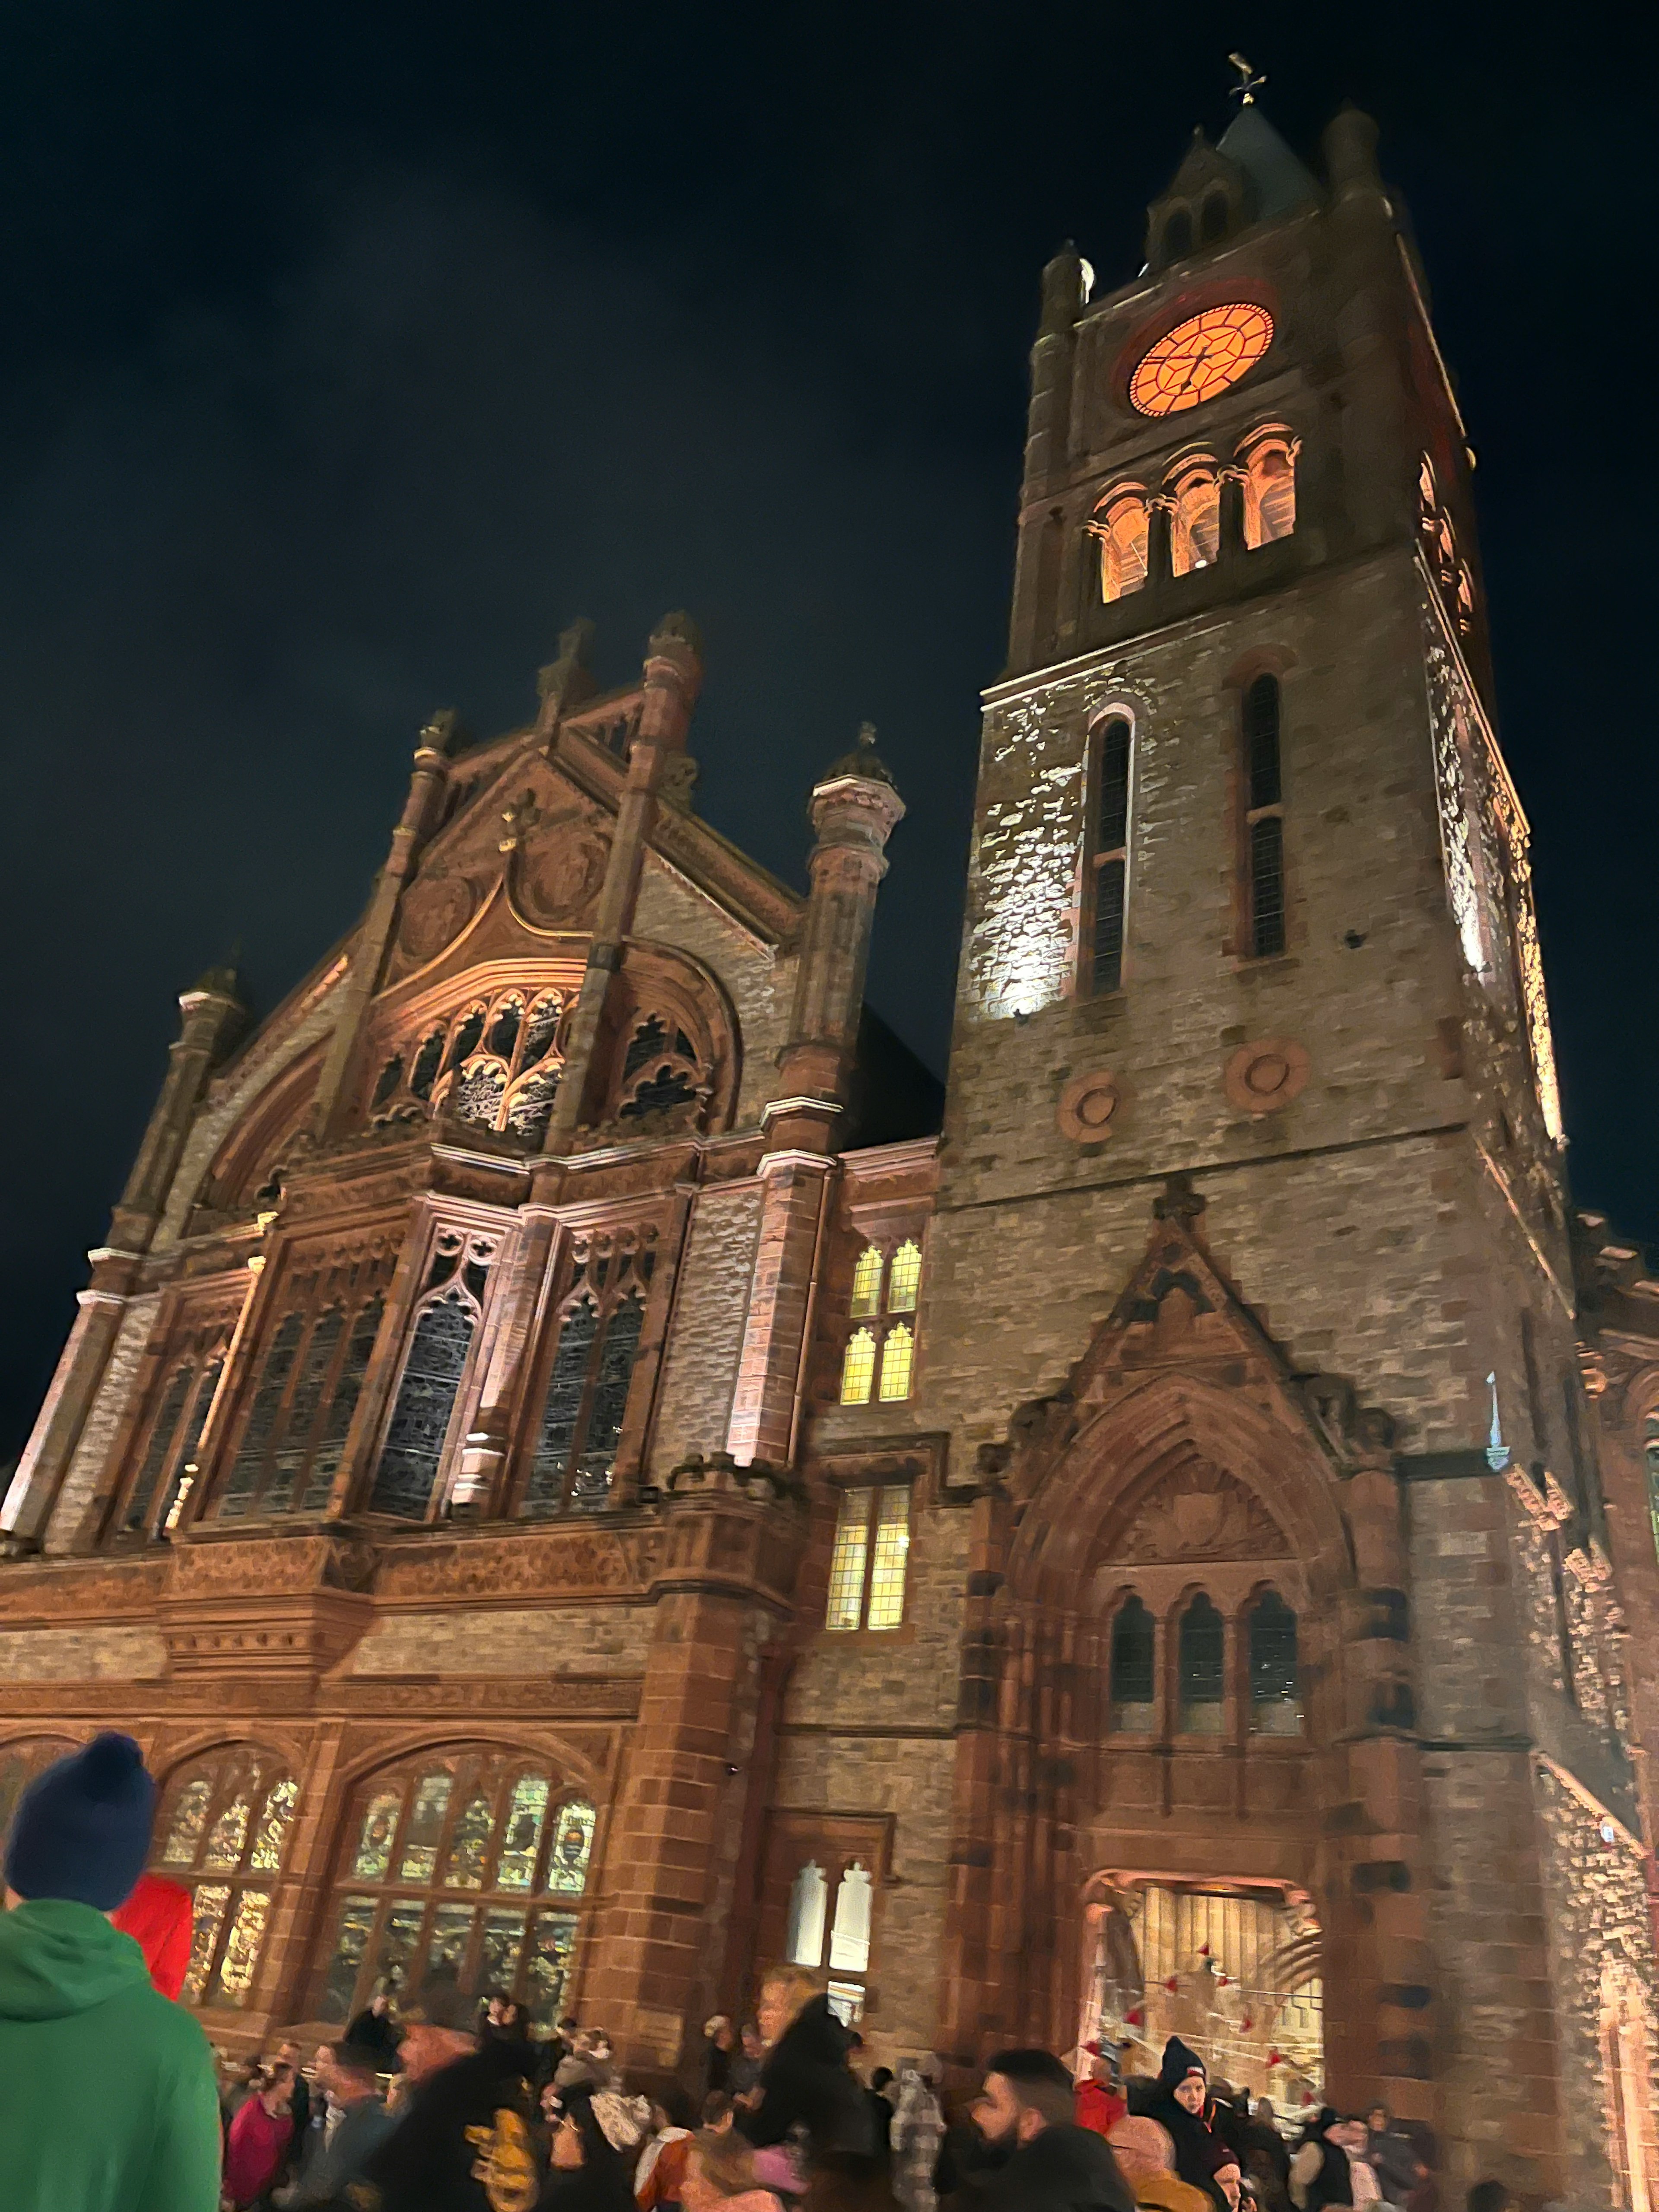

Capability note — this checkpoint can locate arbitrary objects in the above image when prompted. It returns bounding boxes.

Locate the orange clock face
[1128,303,1274,417]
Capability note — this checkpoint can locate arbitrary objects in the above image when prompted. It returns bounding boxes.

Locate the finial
[419,707,461,756]
[1153,1172,1207,1224]
[858,721,877,748]
[1228,51,1265,105]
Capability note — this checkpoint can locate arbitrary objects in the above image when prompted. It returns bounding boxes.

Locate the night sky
[0,3,1651,1458]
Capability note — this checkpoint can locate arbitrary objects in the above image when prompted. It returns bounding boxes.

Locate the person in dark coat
[330,1982,543,2212]
[704,2018,738,2099]
[966,2047,1133,2212]
[540,2079,647,2212]
[1287,2112,1353,2212]
[739,1991,874,2160]
[1141,2043,1235,2212]
[1363,2111,1422,2212]
[346,1993,402,2061]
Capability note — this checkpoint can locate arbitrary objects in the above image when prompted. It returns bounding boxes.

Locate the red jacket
[111,1872,194,2001]
[1076,2081,1128,2137]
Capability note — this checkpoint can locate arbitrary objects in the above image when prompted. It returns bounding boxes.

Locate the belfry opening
[1081,1876,1324,2106]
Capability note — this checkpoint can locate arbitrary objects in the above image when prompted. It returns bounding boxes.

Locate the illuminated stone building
[3,98,1657,2210]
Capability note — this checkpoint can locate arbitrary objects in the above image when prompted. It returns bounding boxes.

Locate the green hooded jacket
[0,1895,222,2212]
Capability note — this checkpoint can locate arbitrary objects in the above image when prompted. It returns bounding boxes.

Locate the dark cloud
[1,0,1654,1451]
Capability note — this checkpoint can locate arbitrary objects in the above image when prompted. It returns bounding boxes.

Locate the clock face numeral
[1128,303,1274,417]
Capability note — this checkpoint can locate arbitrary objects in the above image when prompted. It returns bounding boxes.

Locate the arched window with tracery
[1242,673,1286,957]
[0,1737,79,1850]
[1109,1596,1156,1732]
[1239,432,1298,547]
[1169,464,1221,577]
[839,1237,923,1405]
[152,1747,299,2010]
[368,985,569,1146]
[368,1232,496,1520]
[312,1748,598,2026]
[1085,713,1133,995]
[616,1014,705,1125]
[520,1236,655,1516]
[1092,493,1150,604]
[1248,1590,1302,1735]
[215,1245,395,1523]
[109,1306,235,1544]
[1178,1593,1226,1734]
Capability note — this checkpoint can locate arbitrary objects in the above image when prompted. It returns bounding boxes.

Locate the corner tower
[924,96,1658,2202]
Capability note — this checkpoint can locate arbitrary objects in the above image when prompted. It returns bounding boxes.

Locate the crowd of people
[0,1735,1521,2212]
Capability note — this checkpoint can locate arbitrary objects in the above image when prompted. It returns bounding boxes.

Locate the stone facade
[1,99,1656,2212]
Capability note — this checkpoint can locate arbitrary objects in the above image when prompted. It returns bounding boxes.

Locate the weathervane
[1228,51,1265,105]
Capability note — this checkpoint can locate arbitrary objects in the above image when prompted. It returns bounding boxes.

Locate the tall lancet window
[1242,674,1286,957]
[368,1235,494,1520]
[1087,714,1133,995]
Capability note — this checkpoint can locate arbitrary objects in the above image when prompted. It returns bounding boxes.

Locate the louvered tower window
[1088,715,1132,995]
[1243,674,1286,957]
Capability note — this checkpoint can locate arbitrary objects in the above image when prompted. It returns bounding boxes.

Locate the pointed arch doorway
[1080,1873,1324,2107]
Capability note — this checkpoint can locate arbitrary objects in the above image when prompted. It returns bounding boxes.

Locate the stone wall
[345,1602,653,1677]
[0,1623,167,1680]
[649,1184,763,1474]
[634,859,795,1127]
[43,1294,160,1554]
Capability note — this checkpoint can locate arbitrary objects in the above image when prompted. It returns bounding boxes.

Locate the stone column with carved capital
[311,712,459,1143]
[582,1453,805,2075]
[544,615,703,1152]
[1,968,244,1553]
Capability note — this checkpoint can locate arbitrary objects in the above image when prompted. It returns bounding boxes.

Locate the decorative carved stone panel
[1107,1460,1290,1564]
[397,872,479,966]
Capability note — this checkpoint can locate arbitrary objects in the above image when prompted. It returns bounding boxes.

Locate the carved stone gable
[1107,1459,1290,1564]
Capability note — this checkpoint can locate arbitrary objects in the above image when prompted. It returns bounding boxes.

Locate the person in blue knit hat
[0,1730,222,2212]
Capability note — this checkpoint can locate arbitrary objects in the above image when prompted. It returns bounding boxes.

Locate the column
[545,614,703,1151]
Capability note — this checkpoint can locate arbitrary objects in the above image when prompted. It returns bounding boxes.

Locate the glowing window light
[866,1489,910,1629]
[825,1493,870,1631]
[887,1240,922,1314]
[878,1324,915,1402]
[840,1328,876,1405]
[849,1246,884,1318]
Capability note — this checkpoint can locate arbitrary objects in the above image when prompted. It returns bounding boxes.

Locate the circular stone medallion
[1224,1037,1310,1116]
[1057,1068,1122,1142]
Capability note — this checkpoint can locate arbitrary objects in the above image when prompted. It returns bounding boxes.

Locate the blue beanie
[4,1732,158,1910]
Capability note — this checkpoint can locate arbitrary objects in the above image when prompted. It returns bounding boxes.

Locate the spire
[1216,103,1322,219]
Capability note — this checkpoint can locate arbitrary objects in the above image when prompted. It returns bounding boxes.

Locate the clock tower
[925,96,1659,2198]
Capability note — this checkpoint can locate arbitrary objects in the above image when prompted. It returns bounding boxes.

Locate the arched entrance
[1081,1873,1323,2105]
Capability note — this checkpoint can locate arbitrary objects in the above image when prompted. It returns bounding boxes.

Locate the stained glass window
[123,1369,191,1535]
[877,1325,914,1402]
[826,1487,912,1633]
[887,1242,922,1313]
[840,1328,877,1406]
[526,1913,578,2024]
[850,1246,884,1318]
[546,1800,596,1894]
[519,1259,648,1519]
[399,1772,454,1883]
[866,1488,911,1630]
[311,1752,601,2023]
[1178,1596,1226,1734]
[1110,1597,1156,1730]
[302,1296,383,1510]
[153,1748,294,2013]
[1249,1591,1301,1735]
[370,1285,480,1519]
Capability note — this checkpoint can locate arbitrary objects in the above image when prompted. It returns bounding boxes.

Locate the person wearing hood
[968,2046,1134,2212]
[738,1974,874,2160]
[0,1730,222,2212]
[1287,2112,1356,2212]
[1142,2042,1237,2212]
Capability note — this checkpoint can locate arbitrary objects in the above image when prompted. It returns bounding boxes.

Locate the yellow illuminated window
[849,1246,884,1318]
[840,1328,877,1405]
[887,1240,922,1313]
[1091,495,1149,603]
[866,1489,910,1628]
[825,1492,870,1630]
[878,1324,914,1402]
[824,1484,912,1632]
[1170,467,1221,576]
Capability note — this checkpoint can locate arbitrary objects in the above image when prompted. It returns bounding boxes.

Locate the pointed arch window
[1178,1594,1226,1734]
[1248,1591,1302,1735]
[1109,1596,1157,1732]
[1170,464,1221,576]
[1242,674,1286,957]
[368,1235,493,1520]
[1085,713,1132,995]
[111,1309,236,1545]
[152,1748,298,2011]
[369,986,569,1146]
[1091,493,1150,604]
[520,1242,654,1517]
[618,1014,704,1124]
[214,1253,393,1524]
[312,1748,597,2027]
[1239,431,1298,547]
[761,1822,887,2028]
[839,1238,924,1405]
[785,1860,829,1967]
